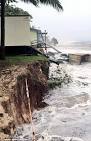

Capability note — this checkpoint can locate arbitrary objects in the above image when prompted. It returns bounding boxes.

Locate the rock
[0,132,10,141]
[0,104,4,114]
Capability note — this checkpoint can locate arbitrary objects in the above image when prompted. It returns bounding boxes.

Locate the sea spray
[48,63,72,89]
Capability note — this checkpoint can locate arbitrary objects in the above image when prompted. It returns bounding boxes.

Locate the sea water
[14,42,91,141]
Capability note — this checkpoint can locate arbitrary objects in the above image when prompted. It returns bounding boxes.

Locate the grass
[5,55,48,64]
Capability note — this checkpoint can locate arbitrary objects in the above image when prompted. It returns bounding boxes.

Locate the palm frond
[21,0,38,6]
[39,0,63,11]
[21,0,63,11]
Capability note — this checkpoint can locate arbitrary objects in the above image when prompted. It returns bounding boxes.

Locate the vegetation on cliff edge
[2,55,48,64]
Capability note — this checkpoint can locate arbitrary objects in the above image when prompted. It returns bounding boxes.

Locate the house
[0,15,46,56]
[0,15,32,46]
[0,15,44,46]
[30,28,44,45]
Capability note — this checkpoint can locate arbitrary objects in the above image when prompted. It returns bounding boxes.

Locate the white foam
[70,100,91,109]
[38,134,84,141]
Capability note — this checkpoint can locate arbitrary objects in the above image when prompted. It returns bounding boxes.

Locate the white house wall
[0,16,31,46]
[30,30,37,44]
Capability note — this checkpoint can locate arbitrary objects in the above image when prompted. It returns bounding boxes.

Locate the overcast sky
[16,0,91,42]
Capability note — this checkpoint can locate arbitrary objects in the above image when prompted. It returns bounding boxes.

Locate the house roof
[30,28,41,32]
[0,14,32,18]
[4,14,32,18]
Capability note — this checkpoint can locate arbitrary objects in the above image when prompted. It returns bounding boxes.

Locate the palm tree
[1,0,5,59]
[0,0,63,59]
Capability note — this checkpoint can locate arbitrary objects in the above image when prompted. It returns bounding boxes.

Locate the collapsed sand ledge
[0,61,49,140]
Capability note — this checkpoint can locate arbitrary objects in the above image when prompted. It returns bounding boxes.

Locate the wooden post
[42,30,47,54]
[25,78,36,141]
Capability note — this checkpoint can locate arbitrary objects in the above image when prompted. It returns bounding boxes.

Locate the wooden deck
[69,53,91,65]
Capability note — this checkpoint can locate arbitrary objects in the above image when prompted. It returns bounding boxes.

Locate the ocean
[14,42,91,141]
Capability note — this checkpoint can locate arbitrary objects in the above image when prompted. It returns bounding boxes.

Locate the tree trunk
[0,0,5,59]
